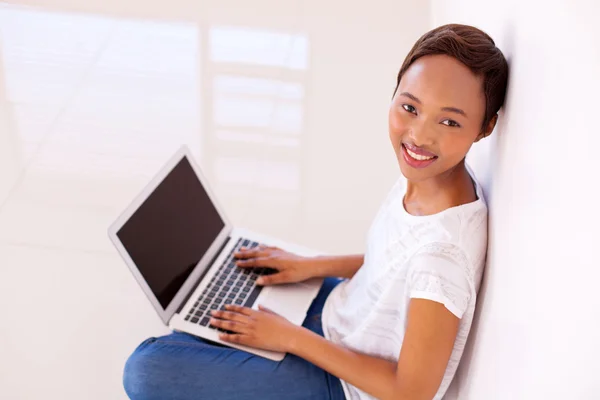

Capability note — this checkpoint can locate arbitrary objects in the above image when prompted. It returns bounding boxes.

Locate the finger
[210,310,250,324]
[224,304,254,316]
[248,244,267,253]
[258,304,278,315]
[219,333,247,344]
[209,318,250,334]
[234,248,260,259]
[235,258,260,267]
[257,272,289,286]
[236,257,276,268]
[234,246,270,259]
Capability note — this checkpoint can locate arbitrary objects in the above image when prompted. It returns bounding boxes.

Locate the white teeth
[406,146,434,161]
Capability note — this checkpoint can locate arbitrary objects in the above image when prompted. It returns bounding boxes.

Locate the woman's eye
[402,104,416,114]
[441,119,461,128]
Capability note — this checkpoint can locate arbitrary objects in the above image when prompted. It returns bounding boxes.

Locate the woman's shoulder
[409,200,487,245]
[432,167,489,244]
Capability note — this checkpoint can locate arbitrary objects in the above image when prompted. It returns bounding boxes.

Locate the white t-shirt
[321,169,488,400]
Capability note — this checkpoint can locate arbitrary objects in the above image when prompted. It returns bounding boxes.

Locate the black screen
[117,157,225,309]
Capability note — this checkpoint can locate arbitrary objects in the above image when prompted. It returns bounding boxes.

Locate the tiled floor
[0,2,430,398]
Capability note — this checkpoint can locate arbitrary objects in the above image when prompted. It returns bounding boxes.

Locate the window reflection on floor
[206,25,309,227]
[0,5,311,232]
[209,26,309,70]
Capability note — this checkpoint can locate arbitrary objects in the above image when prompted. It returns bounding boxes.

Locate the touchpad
[259,284,313,325]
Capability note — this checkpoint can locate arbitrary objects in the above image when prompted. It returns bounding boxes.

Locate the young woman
[123,24,509,400]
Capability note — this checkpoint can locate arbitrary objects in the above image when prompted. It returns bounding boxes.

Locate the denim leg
[303,277,342,335]
[123,278,345,400]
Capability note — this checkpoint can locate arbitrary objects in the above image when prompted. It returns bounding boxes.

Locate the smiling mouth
[401,143,438,168]
[405,146,436,161]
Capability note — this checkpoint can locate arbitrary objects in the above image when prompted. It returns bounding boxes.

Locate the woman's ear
[475,114,498,142]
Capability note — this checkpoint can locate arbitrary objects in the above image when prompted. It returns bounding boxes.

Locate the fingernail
[210,318,217,324]
[257,278,264,285]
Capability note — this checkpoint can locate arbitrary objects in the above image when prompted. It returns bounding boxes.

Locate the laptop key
[244,285,263,308]
[191,317,199,323]
[200,317,211,327]
[235,299,244,305]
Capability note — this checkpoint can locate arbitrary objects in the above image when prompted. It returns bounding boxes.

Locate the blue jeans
[123,278,345,400]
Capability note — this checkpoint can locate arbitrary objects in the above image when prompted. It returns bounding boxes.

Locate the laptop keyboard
[184,238,276,332]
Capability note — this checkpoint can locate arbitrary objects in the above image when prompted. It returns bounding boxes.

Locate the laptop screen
[117,156,225,309]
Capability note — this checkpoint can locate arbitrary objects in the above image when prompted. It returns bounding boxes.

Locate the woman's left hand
[209,304,300,353]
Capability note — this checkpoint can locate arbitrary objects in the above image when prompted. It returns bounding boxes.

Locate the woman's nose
[409,122,434,147]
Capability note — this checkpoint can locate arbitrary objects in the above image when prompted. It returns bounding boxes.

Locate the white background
[1,0,599,398]
[433,1,600,399]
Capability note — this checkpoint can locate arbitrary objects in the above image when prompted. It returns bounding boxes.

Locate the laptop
[108,145,323,361]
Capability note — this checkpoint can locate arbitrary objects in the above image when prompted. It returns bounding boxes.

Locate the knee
[123,338,159,400]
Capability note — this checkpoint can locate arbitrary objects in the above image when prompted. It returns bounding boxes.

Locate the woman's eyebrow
[400,92,468,118]
[441,106,468,118]
[400,92,421,104]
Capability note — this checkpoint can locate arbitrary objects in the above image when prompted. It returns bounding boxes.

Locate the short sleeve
[406,243,473,318]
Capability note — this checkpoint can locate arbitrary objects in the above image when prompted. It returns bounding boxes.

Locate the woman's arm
[236,247,364,285]
[290,299,459,400]
[310,254,364,279]
[213,298,460,400]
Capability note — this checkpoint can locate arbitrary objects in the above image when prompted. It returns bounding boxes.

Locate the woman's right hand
[234,245,316,286]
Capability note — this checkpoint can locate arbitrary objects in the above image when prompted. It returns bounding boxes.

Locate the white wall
[0,45,22,207]
[430,1,600,399]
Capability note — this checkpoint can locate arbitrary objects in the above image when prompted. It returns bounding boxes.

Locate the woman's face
[389,54,495,182]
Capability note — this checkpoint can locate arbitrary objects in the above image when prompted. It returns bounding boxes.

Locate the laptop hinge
[176,236,231,313]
